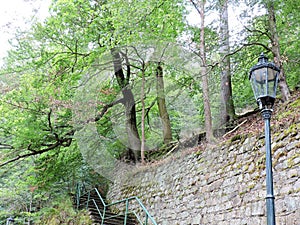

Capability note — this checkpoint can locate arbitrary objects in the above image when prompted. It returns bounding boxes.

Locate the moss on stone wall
[108,117,300,224]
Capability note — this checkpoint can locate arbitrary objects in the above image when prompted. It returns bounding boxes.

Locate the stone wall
[107,122,300,225]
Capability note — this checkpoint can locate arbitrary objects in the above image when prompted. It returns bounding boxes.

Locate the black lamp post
[249,53,280,225]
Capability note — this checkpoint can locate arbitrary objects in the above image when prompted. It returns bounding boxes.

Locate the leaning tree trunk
[111,49,141,162]
[156,62,172,144]
[266,0,290,101]
[219,0,235,132]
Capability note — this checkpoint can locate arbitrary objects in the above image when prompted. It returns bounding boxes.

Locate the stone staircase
[77,189,137,225]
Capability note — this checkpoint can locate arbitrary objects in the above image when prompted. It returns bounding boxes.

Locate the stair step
[89,210,136,220]
[91,217,137,225]
[75,188,138,225]
[89,210,137,224]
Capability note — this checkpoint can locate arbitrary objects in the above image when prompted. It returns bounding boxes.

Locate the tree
[156,62,173,144]
[0,0,186,167]
[265,0,291,101]
[218,0,236,130]
[140,62,146,164]
[236,0,293,102]
[274,0,300,90]
[190,0,215,143]
[111,49,141,162]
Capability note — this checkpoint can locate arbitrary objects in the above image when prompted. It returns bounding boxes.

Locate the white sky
[0,0,51,65]
[187,2,266,50]
[187,3,254,35]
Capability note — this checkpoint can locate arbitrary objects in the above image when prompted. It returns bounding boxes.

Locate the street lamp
[249,52,280,225]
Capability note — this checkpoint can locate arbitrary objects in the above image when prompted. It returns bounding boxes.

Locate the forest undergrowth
[143,90,300,166]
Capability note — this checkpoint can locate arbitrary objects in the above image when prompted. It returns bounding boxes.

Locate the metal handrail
[91,199,104,219]
[76,185,157,225]
[94,188,106,207]
[105,196,157,225]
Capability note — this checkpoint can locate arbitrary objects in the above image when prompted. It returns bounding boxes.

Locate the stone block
[284,196,299,211]
[251,201,265,216]
[191,214,202,225]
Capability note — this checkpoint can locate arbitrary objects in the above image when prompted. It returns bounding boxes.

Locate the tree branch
[48,109,53,133]
[120,50,131,85]
[0,143,14,149]
[206,42,272,69]
[190,0,201,16]
[243,26,272,41]
[1,99,47,115]
[0,142,60,167]
[94,98,123,122]
[0,128,75,167]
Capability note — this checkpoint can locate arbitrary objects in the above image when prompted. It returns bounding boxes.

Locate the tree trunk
[140,68,146,164]
[199,0,214,143]
[156,62,172,144]
[266,1,290,101]
[111,49,141,162]
[219,0,235,131]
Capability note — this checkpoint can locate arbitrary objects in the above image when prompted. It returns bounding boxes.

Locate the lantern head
[249,53,280,110]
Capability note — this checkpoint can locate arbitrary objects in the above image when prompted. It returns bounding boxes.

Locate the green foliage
[275,0,300,90]
[0,0,190,217]
[34,197,92,225]
[231,0,300,111]
[0,0,299,220]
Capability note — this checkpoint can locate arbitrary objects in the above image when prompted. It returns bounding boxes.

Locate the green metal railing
[105,195,157,225]
[75,185,157,225]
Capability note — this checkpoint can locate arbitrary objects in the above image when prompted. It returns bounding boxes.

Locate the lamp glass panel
[250,67,267,99]
[267,68,278,97]
[253,67,267,84]
[267,67,276,81]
